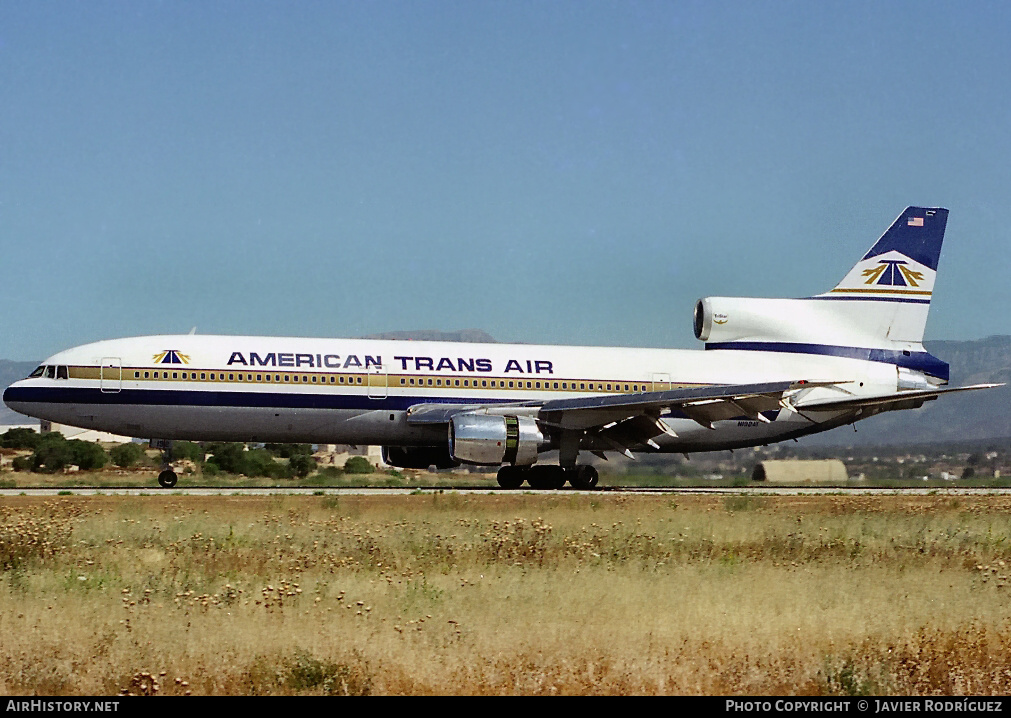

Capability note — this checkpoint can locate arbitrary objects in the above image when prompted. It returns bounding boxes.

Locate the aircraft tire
[568,465,599,490]
[496,466,524,489]
[528,465,566,490]
[157,469,178,489]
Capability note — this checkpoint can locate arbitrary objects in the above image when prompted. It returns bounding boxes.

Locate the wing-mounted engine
[449,413,547,466]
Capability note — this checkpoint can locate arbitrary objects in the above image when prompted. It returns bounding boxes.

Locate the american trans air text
[225,352,554,374]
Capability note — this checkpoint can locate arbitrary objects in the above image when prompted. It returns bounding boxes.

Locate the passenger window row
[41,365,659,394]
[124,369,649,393]
[132,370,366,385]
[397,377,647,392]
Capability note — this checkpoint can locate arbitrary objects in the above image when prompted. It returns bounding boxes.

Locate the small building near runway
[752,459,848,484]
[314,444,386,469]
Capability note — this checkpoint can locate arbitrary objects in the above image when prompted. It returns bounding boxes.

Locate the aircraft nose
[3,381,23,410]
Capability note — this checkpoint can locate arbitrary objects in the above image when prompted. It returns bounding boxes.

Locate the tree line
[0,429,376,478]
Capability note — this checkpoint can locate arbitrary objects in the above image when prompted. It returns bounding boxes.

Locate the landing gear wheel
[496,466,524,489]
[568,465,599,490]
[157,469,178,489]
[527,465,566,490]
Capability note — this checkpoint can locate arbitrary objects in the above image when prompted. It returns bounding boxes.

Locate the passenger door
[100,357,122,393]
[368,364,387,399]
[651,372,671,392]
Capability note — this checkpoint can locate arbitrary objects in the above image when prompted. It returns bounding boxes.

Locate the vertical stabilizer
[817,207,947,345]
[698,207,951,382]
[823,207,947,304]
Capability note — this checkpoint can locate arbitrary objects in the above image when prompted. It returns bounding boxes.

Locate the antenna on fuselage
[188,327,197,335]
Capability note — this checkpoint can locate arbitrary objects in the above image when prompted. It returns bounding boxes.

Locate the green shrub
[110,442,146,468]
[243,449,291,479]
[31,433,75,473]
[204,443,291,478]
[67,440,108,471]
[204,443,247,474]
[289,454,317,478]
[171,441,204,463]
[343,456,374,474]
[0,428,41,450]
[11,456,32,472]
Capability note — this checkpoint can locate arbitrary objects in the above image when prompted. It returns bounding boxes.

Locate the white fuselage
[3,334,894,453]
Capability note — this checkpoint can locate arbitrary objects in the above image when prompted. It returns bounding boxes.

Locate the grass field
[5,466,1011,491]
[2,492,1011,695]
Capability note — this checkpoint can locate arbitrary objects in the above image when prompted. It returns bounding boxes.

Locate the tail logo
[153,350,191,365]
[817,206,944,304]
[861,259,924,287]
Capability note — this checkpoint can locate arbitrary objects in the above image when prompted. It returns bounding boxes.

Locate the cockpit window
[56,366,69,380]
[45,366,56,379]
[29,366,45,378]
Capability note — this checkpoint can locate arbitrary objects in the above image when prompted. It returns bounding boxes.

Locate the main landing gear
[496,465,599,490]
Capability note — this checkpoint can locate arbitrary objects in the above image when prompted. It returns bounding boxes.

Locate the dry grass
[0,468,499,489]
[1,493,1010,695]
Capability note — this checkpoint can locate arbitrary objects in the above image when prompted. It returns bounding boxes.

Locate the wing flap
[543,381,832,431]
[537,381,799,414]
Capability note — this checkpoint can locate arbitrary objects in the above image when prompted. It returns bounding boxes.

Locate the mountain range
[2,334,1007,446]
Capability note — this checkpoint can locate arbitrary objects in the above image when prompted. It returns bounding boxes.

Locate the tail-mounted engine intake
[694,296,950,383]
[694,296,842,344]
[449,413,546,466]
[695,296,897,347]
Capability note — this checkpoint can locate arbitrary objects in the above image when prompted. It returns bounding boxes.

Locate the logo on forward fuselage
[153,350,190,364]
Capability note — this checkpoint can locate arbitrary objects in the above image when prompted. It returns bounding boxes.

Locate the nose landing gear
[152,439,177,488]
[157,469,178,488]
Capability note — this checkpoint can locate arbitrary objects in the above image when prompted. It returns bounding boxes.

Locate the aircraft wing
[403,380,833,458]
[405,381,817,430]
[402,380,1006,460]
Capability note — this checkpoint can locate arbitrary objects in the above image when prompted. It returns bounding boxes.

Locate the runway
[4,485,1011,497]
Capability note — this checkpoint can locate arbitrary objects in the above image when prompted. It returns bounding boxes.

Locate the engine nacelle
[693,296,950,382]
[381,446,459,470]
[694,296,896,347]
[449,413,546,466]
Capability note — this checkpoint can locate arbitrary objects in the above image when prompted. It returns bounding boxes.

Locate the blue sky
[2,1,1009,361]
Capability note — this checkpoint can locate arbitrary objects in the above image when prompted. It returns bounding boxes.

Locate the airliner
[3,207,999,489]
